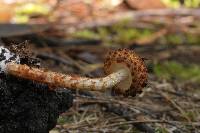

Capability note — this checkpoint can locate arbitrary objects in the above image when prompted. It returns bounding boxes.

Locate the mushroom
[0,46,147,96]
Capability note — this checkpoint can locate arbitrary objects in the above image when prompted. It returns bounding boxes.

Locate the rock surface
[0,75,73,133]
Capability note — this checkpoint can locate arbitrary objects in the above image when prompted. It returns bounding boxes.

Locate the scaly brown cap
[104,49,147,96]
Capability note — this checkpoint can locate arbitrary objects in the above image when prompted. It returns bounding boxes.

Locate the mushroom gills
[107,63,132,95]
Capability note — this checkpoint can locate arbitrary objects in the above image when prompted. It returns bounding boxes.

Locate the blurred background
[0,0,200,133]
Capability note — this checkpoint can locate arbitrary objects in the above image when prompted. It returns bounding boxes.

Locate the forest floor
[1,1,200,132]
[0,21,199,132]
[41,43,200,133]
[4,38,198,133]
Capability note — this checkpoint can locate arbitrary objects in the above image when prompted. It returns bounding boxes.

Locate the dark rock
[0,75,73,133]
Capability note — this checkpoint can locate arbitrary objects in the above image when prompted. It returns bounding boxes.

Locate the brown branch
[64,8,200,31]
[101,119,200,128]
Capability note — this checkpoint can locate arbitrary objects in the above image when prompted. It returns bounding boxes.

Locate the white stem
[61,69,128,91]
[6,63,129,91]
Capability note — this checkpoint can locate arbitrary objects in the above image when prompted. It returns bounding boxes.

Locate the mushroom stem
[1,47,147,96]
[6,63,129,91]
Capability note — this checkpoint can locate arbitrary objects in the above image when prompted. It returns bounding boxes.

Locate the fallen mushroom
[0,46,147,96]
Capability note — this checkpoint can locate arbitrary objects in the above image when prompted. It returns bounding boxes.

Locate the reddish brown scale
[70,83,76,88]
[7,63,70,89]
[104,49,148,96]
[116,58,124,63]
[70,75,81,80]
[126,63,130,68]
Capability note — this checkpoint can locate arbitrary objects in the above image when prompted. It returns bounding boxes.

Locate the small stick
[160,92,191,122]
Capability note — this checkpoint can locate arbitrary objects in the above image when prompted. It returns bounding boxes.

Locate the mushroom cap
[0,46,20,73]
[104,49,147,96]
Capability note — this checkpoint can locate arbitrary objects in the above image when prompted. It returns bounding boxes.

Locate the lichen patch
[0,46,20,73]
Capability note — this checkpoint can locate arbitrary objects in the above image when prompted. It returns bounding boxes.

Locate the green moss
[184,110,199,121]
[186,34,200,44]
[110,20,153,45]
[14,3,50,23]
[185,0,200,8]
[57,115,72,125]
[165,35,183,45]
[162,0,200,8]
[97,27,109,39]
[72,19,153,45]
[72,18,200,46]
[113,28,139,44]
[158,32,200,45]
[15,3,50,16]
[118,124,131,130]
[155,127,169,133]
[72,29,100,40]
[154,61,200,82]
